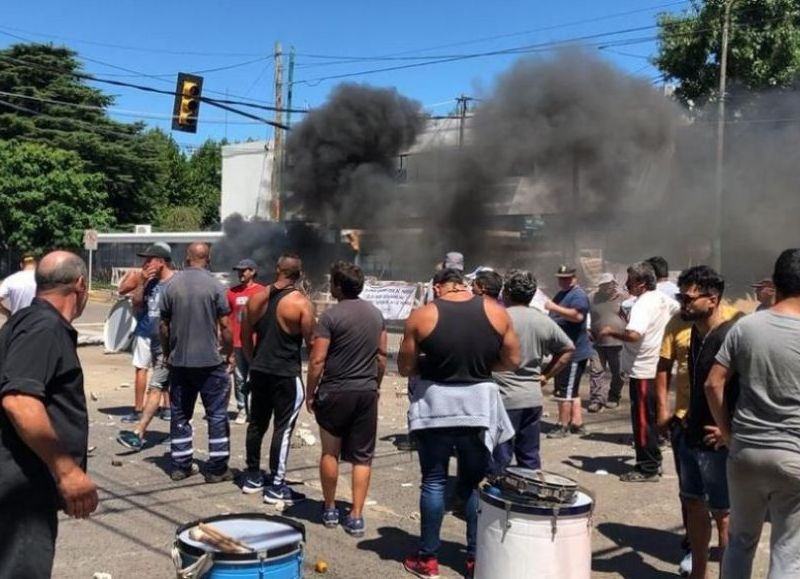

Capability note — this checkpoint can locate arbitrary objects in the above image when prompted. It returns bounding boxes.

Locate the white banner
[360,282,418,320]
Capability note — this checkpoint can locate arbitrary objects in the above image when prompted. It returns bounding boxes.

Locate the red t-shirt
[227,282,265,348]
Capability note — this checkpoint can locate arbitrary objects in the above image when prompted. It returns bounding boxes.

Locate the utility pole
[270,42,284,222]
[456,95,468,147]
[286,47,296,128]
[713,0,732,272]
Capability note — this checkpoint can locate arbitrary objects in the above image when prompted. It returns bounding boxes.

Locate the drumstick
[189,524,253,554]
[199,523,253,552]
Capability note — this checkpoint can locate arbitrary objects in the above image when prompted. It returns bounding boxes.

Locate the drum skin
[475,489,593,579]
[175,513,305,579]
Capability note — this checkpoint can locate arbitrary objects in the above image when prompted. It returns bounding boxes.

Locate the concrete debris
[111,459,123,467]
[408,511,421,521]
[293,428,317,447]
[92,573,113,579]
[90,392,99,401]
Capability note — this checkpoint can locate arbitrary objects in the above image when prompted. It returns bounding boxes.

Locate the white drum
[475,487,593,579]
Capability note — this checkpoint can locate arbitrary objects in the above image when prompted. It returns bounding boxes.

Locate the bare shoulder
[482,298,510,332]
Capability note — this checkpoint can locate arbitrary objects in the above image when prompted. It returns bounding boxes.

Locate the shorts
[315,389,379,465]
[677,430,730,512]
[553,360,588,401]
[132,335,152,369]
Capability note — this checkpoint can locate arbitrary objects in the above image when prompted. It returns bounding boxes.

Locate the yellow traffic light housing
[172,73,203,133]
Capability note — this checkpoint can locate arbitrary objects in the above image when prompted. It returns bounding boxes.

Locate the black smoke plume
[285,83,424,227]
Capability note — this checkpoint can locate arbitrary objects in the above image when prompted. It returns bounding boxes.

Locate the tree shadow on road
[593,521,683,578]
[357,526,468,575]
[579,431,634,447]
[98,405,134,416]
[562,454,634,476]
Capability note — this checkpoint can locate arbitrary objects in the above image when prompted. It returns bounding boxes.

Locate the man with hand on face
[118,243,173,424]
[227,259,265,425]
[0,251,98,579]
[116,244,177,452]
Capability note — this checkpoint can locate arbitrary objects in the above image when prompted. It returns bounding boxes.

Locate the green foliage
[0,43,224,236]
[0,141,113,251]
[155,206,204,232]
[655,0,800,105]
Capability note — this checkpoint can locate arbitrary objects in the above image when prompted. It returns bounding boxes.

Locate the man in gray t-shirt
[706,248,800,579]
[307,262,388,536]
[158,243,234,483]
[491,270,575,474]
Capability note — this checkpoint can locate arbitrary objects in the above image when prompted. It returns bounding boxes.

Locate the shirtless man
[240,254,315,505]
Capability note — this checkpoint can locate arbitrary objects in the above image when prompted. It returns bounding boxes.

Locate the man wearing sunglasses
[672,266,742,579]
[599,261,678,482]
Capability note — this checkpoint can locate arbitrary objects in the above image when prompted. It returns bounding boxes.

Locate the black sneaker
[204,468,234,484]
[170,463,200,481]
[587,402,603,413]
[263,483,306,506]
[570,424,589,436]
[546,426,570,439]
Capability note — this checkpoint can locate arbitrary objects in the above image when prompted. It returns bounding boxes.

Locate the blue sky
[1,0,691,150]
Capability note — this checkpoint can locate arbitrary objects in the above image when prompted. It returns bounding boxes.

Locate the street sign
[83,229,98,251]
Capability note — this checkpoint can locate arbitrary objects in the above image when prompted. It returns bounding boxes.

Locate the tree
[155,206,203,232]
[185,139,224,228]
[0,43,163,224]
[0,141,113,251]
[654,0,800,106]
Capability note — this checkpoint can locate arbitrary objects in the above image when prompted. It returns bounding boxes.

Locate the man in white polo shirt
[599,261,679,482]
[0,254,37,319]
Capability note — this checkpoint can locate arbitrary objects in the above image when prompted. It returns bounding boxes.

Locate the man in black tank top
[241,254,315,505]
[399,268,520,579]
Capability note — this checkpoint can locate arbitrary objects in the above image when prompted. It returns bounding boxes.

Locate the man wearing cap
[545,265,592,438]
[118,243,174,424]
[227,259,265,424]
[0,254,37,319]
[116,244,177,452]
[588,274,626,413]
[751,278,775,311]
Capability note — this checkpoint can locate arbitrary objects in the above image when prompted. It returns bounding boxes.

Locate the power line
[0,54,305,115]
[292,0,690,68]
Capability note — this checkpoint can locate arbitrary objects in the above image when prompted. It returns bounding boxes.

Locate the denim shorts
[677,431,730,511]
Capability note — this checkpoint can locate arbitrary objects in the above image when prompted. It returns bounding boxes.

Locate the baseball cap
[555,265,577,278]
[232,258,258,271]
[444,252,464,271]
[750,277,774,288]
[597,272,616,285]
[137,243,172,261]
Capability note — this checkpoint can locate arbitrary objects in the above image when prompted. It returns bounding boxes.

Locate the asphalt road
[48,344,772,579]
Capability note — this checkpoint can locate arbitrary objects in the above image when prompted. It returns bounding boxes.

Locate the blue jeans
[677,432,730,511]
[415,427,489,558]
[490,406,542,475]
[233,348,249,412]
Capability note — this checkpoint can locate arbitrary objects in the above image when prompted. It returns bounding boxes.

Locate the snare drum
[173,513,305,579]
[499,468,578,504]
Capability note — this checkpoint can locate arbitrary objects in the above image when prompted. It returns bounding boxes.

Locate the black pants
[0,500,57,579]
[245,371,305,485]
[629,377,662,474]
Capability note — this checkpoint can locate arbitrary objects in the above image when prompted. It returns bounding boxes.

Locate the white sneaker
[679,551,692,577]
[234,409,247,425]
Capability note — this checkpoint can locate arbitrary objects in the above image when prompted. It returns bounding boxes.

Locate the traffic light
[171,73,203,133]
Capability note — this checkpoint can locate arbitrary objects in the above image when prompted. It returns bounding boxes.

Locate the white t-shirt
[0,269,36,315]
[657,280,680,302]
[622,289,679,379]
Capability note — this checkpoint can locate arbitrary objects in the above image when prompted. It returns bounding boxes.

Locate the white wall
[220,141,274,222]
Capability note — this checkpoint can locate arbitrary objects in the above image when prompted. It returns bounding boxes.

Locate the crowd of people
[1,242,799,579]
